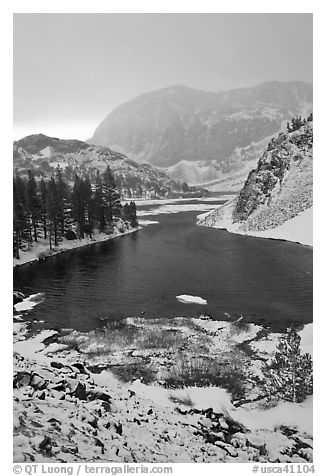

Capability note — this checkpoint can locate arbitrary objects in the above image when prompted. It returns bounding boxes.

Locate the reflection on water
[13,200,312,333]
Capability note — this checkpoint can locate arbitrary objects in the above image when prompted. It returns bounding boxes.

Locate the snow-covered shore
[13,218,141,268]
[198,204,313,247]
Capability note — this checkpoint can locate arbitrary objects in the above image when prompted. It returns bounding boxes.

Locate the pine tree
[122,201,138,228]
[39,179,47,239]
[14,172,30,247]
[46,177,59,248]
[102,166,122,219]
[55,165,69,237]
[82,176,94,238]
[71,174,86,238]
[262,328,313,403]
[13,177,24,259]
[27,169,40,242]
[93,170,106,233]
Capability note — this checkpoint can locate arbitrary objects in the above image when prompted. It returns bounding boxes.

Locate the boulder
[66,380,87,400]
[50,361,64,369]
[229,432,247,448]
[71,362,88,374]
[87,387,111,403]
[30,374,48,390]
[14,371,31,388]
[218,417,229,430]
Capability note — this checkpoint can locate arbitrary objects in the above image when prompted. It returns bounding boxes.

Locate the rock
[50,361,64,369]
[66,380,87,400]
[13,291,25,305]
[33,435,52,454]
[94,438,105,454]
[246,434,266,450]
[87,388,111,403]
[246,447,260,460]
[61,445,78,455]
[48,417,61,426]
[30,374,47,390]
[211,431,225,441]
[114,422,123,435]
[35,390,46,400]
[87,415,98,429]
[49,381,66,392]
[71,362,88,374]
[298,448,313,462]
[293,434,313,449]
[199,417,213,429]
[14,371,31,388]
[215,441,238,457]
[218,417,229,430]
[229,432,247,448]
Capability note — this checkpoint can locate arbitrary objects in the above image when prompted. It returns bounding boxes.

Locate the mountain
[197,119,313,245]
[13,134,208,199]
[89,82,312,187]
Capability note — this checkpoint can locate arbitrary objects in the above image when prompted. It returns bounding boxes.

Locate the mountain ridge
[89,81,312,187]
[13,134,209,200]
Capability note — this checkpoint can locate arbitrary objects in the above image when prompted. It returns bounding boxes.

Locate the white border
[2,1,323,473]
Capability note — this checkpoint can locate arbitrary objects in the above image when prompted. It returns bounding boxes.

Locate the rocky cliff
[198,121,313,244]
[13,134,208,200]
[90,82,312,186]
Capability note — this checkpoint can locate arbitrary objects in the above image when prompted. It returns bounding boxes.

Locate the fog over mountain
[90,81,312,188]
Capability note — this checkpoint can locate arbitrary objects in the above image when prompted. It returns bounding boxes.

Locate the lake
[13,197,313,333]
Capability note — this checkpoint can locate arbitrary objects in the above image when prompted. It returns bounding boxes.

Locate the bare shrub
[163,357,247,400]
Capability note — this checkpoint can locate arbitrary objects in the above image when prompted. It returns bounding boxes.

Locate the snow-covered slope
[198,121,313,246]
[13,134,208,200]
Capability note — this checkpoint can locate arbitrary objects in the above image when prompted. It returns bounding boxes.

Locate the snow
[14,293,45,312]
[130,380,233,413]
[199,201,313,247]
[248,207,313,246]
[14,329,58,363]
[176,294,207,305]
[137,219,160,226]
[233,396,313,435]
[133,197,229,206]
[13,220,141,267]
[299,323,313,356]
[138,203,220,217]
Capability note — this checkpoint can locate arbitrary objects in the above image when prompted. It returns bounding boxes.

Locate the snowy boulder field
[13,296,313,463]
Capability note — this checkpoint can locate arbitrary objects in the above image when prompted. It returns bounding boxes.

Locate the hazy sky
[14,13,312,140]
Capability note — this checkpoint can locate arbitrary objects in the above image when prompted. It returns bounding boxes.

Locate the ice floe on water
[133,197,232,207]
[138,219,160,226]
[14,293,45,312]
[137,203,220,217]
[176,294,207,305]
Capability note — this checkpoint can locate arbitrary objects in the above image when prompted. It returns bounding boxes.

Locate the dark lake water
[13,198,313,333]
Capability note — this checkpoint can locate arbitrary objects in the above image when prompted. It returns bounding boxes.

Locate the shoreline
[197,206,313,248]
[13,311,313,463]
[200,224,313,249]
[13,219,141,269]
